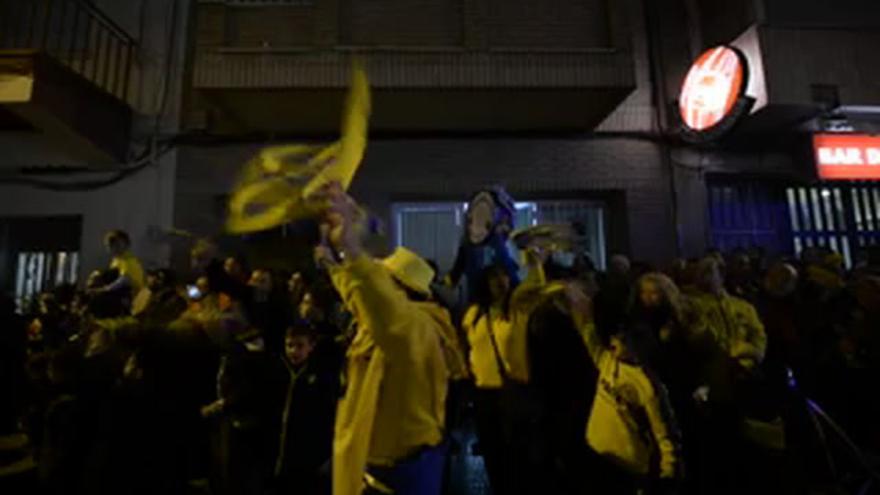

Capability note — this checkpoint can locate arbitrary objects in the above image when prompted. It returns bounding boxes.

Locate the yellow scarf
[227,60,371,233]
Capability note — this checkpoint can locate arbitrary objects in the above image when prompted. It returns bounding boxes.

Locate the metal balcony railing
[0,0,136,101]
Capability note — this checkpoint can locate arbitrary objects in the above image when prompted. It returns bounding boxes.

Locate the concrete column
[672,159,710,258]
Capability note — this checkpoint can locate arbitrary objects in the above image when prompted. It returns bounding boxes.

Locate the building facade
[2,0,879,306]
[0,0,190,307]
[656,0,880,267]
[176,0,677,274]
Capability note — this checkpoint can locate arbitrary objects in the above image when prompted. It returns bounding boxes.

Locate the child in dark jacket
[272,323,340,495]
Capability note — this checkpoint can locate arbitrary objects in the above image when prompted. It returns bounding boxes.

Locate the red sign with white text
[679,46,746,132]
[814,134,880,180]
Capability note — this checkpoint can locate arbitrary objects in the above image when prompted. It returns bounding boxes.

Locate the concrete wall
[0,158,177,275]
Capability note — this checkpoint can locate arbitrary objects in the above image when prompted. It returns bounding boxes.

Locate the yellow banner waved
[226,61,371,234]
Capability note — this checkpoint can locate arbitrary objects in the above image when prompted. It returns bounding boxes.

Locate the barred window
[392,200,606,274]
[15,251,80,312]
[707,178,880,269]
[0,216,82,312]
[786,184,880,268]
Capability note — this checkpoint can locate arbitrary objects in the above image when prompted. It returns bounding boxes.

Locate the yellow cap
[381,247,435,297]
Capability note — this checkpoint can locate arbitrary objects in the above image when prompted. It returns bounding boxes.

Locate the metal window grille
[786,183,880,268]
[708,180,880,268]
[14,251,79,312]
[707,182,793,256]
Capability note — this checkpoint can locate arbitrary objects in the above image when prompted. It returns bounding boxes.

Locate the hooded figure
[447,188,520,303]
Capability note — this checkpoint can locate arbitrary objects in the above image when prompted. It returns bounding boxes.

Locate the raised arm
[102,274,132,293]
[488,232,521,286]
[563,284,607,367]
[317,183,419,351]
[510,248,547,311]
[329,254,415,350]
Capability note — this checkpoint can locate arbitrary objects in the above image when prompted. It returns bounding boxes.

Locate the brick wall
[760,28,880,106]
[340,0,464,46]
[229,6,317,47]
[196,4,318,47]
[178,0,676,266]
[174,137,677,267]
[763,0,880,29]
[196,4,229,47]
[194,0,621,49]
[694,0,756,47]
[486,0,612,48]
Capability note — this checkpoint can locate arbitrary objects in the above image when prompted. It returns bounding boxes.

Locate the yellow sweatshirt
[330,255,467,495]
[578,320,681,479]
[688,291,767,368]
[462,305,507,388]
[461,260,548,386]
[110,251,145,293]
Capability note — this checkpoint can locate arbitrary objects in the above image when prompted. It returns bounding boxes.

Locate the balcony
[188,0,636,134]
[0,0,136,162]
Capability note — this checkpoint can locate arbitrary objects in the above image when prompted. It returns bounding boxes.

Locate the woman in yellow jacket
[316,184,467,495]
[461,250,546,495]
[689,257,767,371]
[565,284,683,494]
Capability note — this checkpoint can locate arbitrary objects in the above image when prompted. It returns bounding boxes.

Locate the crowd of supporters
[1,187,879,495]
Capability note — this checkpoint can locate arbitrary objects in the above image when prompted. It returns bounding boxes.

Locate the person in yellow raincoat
[314,183,467,495]
[99,230,145,297]
[564,284,683,494]
[689,257,767,371]
[461,248,546,495]
[687,257,771,494]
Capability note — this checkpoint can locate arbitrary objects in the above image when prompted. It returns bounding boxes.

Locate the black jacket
[272,356,340,479]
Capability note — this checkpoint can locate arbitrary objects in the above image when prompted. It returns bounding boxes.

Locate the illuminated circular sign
[679,46,747,132]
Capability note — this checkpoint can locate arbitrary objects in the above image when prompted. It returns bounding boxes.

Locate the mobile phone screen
[187,285,202,299]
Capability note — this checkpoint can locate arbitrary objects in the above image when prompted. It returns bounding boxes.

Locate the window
[15,251,79,312]
[708,179,880,268]
[707,181,793,256]
[0,216,82,312]
[393,203,463,275]
[786,183,880,268]
[392,199,606,275]
[529,200,606,270]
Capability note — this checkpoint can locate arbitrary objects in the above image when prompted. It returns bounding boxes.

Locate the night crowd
[1,184,879,495]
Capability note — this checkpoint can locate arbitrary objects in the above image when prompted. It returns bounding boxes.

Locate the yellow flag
[226,61,371,234]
